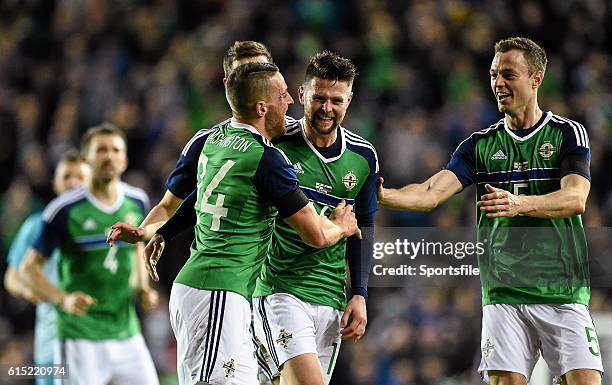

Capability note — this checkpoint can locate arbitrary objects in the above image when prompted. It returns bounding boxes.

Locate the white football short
[252,293,342,384]
[479,303,604,384]
[169,283,258,385]
[54,334,159,385]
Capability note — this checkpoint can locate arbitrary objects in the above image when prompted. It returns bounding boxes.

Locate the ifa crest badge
[222,358,236,378]
[276,329,293,349]
[482,338,495,358]
[342,171,358,191]
[538,141,555,159]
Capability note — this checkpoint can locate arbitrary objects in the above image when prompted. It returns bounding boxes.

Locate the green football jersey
[35,183,149,340]
[253,119,379,310]
[174,119,302,301]
[447,111,591,305]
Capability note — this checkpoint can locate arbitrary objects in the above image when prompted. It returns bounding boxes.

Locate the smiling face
[300,77,353,136]
[490,49,542,117]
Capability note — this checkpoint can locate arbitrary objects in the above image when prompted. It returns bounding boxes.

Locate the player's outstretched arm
[3,266,42,303]
[478,174,589,219]
[107,190,184,245]
[136,189,196,281]
[138,189,184,237]
[20,249,96,315]
[377,170,463,211]
[284,200,360,249]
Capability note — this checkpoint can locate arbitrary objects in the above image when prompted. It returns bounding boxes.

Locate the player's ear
[347,91,353,105]
[532,70,543,89]
[255,101,267,117]
[298,85,305,105]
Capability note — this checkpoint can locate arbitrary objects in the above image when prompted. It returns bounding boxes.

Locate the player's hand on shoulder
[107,222,146,246]
[144,234,165,282]
[61,291,97,315]
[341,295,367,342]
[139,286,160,311]
[330,200,361,239]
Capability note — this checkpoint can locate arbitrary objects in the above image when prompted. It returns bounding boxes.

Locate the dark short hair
[304,51,358,86]
[495,37,547,76]
[226,62,279,118]
[58,149,83,165]
[223,41,274,77]
[80,122,127,155]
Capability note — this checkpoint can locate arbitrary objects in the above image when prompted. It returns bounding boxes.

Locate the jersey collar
[230,118,262,137]
[299,117,346,163]
[85,182,125,214]
[503,111,552,142]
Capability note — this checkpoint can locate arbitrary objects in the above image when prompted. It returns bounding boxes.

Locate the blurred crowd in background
[0,1,610,384]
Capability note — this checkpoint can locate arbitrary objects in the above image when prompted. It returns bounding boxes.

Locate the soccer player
[4,150,90,385]
[120,62,359,385]
[20,123,160,385]
[251,51,377,385]
[107,41,284,242]
[377,37,603,385]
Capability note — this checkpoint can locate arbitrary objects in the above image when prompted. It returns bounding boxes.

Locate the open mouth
[496,92,511,102]
[316,115,334,126]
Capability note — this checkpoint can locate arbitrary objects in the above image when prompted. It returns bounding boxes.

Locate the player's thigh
[529,304,603,384]
[252,294,318,380]
[54,339,109,385]
[478,304,540,383]
[171,284,257,385]
[279,353,325,385]
[106,334,159,385]
[313,307,341,384]
[562,369,602,385]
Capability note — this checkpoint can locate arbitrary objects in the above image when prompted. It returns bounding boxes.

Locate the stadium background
[0,0,610,384]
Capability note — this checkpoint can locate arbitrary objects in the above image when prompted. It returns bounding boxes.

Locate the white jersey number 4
[198,155,236,231]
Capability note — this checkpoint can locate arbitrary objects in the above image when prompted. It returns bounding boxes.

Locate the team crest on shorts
[482,338,495,358]
[538,141,555,159]
[276,329,293,349]
[222,358,236,378]
[342,171,358,191]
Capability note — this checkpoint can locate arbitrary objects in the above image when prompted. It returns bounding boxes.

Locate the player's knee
[562,369,602,385]
[488,371,527,385]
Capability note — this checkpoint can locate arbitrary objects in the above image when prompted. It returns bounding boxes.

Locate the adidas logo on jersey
[491,150,507,160]
[293,162,304,174]
[83,218,97,231]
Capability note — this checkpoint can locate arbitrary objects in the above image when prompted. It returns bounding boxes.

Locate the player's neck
[505,104,543,130]
[304,123,337,148]
[89,178,120,206]
[235,117,272,140]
